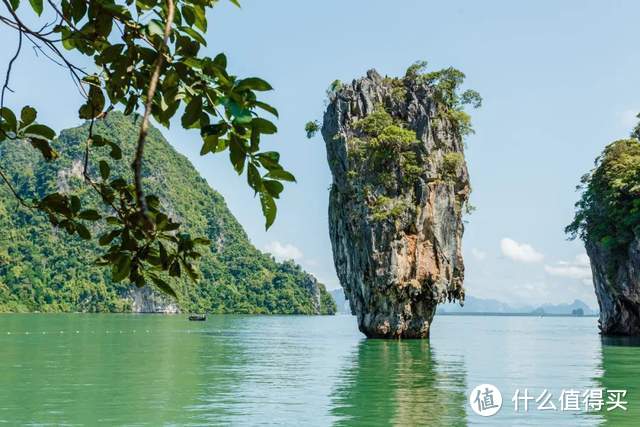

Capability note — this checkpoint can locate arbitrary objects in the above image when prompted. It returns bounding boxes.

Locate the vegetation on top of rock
[567,137,640,254]
[306,60,481,140]
[0,114,335,315]
[308,61,480,226]
[404,61,482,137]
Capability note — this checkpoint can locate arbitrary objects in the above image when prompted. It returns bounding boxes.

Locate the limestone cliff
[586,239,640,335]
[321,68,474,338]
[567,138,640,335]
[126,286,180,314]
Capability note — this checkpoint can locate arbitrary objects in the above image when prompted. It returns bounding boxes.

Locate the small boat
[188,314,207,321]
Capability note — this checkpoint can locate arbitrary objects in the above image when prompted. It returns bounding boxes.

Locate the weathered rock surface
[587,238,640,335]
[127,286,180,314]
[322,70,470,338]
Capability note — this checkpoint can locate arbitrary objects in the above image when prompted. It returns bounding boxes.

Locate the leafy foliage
[567,138,640,254]
[442,152,464,181]
[0,114,335,314]
[305,120,320,139]
[370,196,411,222]
[0,0,295,297]
[404,61,482,136]
[632,113,640,140]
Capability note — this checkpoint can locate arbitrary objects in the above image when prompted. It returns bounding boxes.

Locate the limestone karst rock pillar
[321,69,472,338]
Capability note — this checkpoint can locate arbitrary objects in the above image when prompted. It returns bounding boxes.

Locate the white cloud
[500,238,544,263]
[575,253,590,267]
[544,253,592,280]
[264,241,303,261]
[471,248,487,261]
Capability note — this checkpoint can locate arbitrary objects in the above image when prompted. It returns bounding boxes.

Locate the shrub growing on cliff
[443,152,464,181]
[566,138,640,253]
[404,61,482,137]
[370,196,410,222]
[305,121,320,139]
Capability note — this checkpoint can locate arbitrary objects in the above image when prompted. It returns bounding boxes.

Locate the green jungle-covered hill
[0,112,335,315]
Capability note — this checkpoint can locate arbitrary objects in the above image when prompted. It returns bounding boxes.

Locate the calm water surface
[0,314,639,426]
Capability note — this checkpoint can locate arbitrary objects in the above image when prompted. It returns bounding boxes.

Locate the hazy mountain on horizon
[330,288,598,315]
[439,295,598,315]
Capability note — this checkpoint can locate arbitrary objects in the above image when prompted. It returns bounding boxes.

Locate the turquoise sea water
[0,314,638,426]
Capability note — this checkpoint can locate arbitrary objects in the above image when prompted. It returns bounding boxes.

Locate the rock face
[322,70,470,338]
[127,286,180,314]
[587,239,640,335]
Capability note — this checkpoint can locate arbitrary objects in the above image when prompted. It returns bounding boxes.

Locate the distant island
[331,289,597,316]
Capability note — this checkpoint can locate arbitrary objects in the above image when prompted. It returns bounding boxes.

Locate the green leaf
[169,260,181,277]
[150,275,177,298]
[112,255,132,282]
[20,106,37,128]
[192,4,207,32]
[28,0,43,16]
[200,135,218,155]
[259,192,277,230]
[8,0,19,11]
[251,117,277,135]
[78,210,101,221]
[181,97,202,128]
[70,195,81,213]
[180,26,207,46]
[229,139,246,174]
[213,53,227,69]
[99,160,110,180]
[255,101,278,118]
[99,230,120,246]
[0,107,17,132]
[247,162,262,192]
[255,152,281,171]
[24,124,55,140]
[78,85,105,119]
[236,77,272,92]
[70,0,86,23]
[76,223,91,240]
[266,169,296,182]
[183,261,199,281]
[147,19,164,38]
[108,142,122,160]
[263,180,284,199]
[29,138,58,160]
[182,5,195,27]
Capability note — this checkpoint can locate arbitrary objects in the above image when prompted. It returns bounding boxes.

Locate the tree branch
[133,0,175,213]
[1,0,87,97]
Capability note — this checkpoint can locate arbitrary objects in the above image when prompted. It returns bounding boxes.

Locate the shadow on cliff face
[330,339,467,426]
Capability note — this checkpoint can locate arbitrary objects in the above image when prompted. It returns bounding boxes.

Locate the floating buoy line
[3,329,155,336]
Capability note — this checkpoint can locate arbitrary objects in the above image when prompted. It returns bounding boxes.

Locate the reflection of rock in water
[331,340,467,426]
[595,338,640,426]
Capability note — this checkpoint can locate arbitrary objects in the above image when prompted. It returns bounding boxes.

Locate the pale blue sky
[2,0,640,307]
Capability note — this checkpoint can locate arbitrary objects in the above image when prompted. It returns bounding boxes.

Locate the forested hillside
[0,113,335,315]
